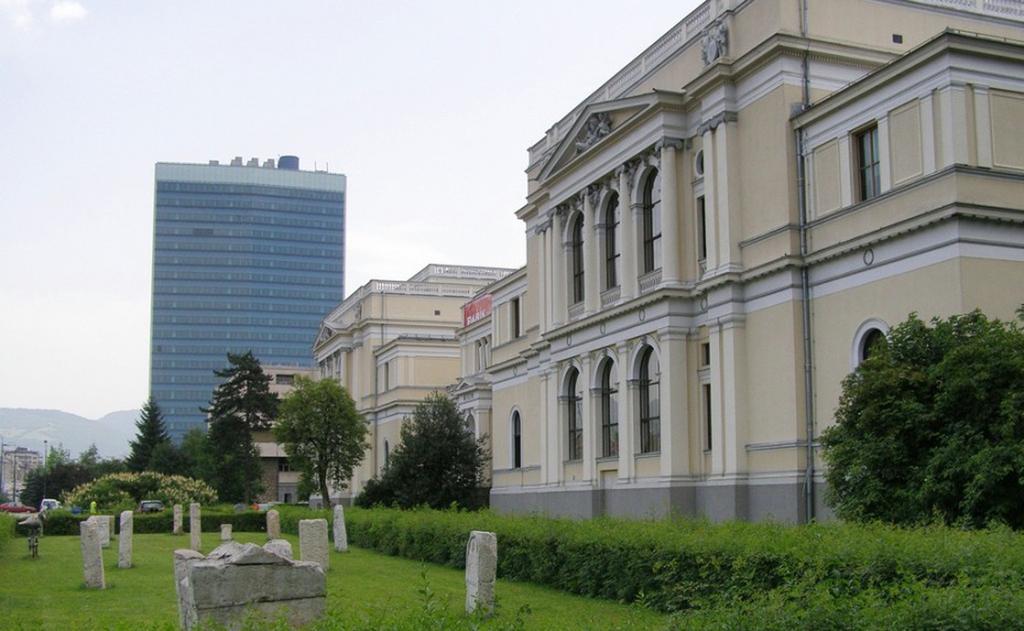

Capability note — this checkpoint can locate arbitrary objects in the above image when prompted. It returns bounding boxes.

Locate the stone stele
[266,509,281,540]
[189,503,201,552]
[89,515,112,548]
[299,518,329,570]
[264,539,293,561]
[465,530,497,615]
[80,520,106,589]
[173,542,325,630]
[332,504,348,553]
[118,510,133,569]
[173,504,183,535]
[220,524,232,542]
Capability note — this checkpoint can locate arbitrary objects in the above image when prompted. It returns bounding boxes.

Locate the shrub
[342,507,1024,614]
[62,471,217,509]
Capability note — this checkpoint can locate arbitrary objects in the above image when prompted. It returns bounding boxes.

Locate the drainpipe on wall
[797,0,816,523]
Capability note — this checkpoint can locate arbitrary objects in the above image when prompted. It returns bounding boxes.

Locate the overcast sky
[0,0,700,419]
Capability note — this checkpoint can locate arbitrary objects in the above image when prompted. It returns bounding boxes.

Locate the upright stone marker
[80,520,105,589]
[465,530,497,615]
[332,504,348,552]
[299,518,329,570]
[189,503,201,552]
[266,509,281,540]
[118,510,133,569]
[264,539,293,560]
[90,515,112,548]
[173,504,183,535]
[220,524,232,541]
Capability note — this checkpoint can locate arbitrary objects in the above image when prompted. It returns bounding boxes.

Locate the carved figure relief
[575,112,613,153]
[701,19,729,65]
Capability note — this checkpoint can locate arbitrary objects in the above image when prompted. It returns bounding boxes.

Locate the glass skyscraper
[150,156,345,439]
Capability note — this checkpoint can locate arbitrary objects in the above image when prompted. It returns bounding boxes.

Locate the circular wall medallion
[695,150,705,177]
[639,308,647,322]
[863,248,875,266]
[599,322,606,334]
[566,335,572,346]
[699,296,708,311]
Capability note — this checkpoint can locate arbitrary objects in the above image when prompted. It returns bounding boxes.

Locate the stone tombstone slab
[264,539,293,561]
[118,510,133,569]
[332,504,348,552]
[299,518,329,570]
[89,515,112,548]
[80,520,106,589]
[173,542,326,630]
[189,503,201,552]
[220,524,232,542]
[266,509,281,540]
[173,504,183,535]
[465,530,497,615]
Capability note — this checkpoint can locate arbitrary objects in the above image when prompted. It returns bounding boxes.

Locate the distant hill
[0,408,139,459]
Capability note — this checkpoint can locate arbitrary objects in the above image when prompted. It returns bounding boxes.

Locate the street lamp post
[42,440,48,505]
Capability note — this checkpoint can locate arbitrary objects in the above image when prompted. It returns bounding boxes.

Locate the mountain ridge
[0,407,139,458]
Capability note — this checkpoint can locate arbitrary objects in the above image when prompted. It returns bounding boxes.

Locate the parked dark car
[138,500,165,513]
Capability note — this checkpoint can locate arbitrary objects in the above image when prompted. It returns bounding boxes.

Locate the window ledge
[596,455,619,463]
[638,269,662,294]
[635,451,661,459]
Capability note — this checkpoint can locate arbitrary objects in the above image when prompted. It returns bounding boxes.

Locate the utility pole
[42,440,48,504]
[0,436,5,502]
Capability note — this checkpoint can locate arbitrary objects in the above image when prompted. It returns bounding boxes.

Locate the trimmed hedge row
[30,509,273,536]
[342,507,1024,614]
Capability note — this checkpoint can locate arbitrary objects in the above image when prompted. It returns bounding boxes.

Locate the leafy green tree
[275,377,367,506]
[202,351,278,502]
[78,444,126,477]
[20,460,92,508]
[355,393,488,510]
[822,310,1024,528]
[126,397,170,472]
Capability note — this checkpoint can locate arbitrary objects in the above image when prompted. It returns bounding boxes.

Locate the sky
[0,0,701,419]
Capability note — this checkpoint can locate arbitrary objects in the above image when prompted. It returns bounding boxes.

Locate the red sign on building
[463,294,493,327]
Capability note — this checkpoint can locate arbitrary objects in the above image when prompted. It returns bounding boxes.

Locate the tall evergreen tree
[126,397,170,472]
[202,351,278,502]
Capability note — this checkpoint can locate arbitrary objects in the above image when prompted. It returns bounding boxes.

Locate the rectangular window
[856,125,881,201]
[701,342,710,367]
[703,383,713,451]
[696,196,708,264]
[383,362,390,390]
[275,373,294,385]
[510,297,521,338]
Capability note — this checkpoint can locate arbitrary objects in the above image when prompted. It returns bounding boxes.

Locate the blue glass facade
[150,160,345,439]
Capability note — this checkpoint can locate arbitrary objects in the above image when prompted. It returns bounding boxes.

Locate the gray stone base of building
[491,481,834,523]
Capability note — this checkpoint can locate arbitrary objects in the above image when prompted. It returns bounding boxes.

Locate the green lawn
[0,531,667,630]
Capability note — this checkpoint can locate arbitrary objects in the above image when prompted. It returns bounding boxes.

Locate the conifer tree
[202,351,278,502]
[126,397,170,472]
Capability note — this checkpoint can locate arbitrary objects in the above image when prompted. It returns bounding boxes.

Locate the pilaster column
[583,189,600,314]
[974,86,993,169]
[938,84,969,167]
[537,225,548,332]
[920,93,936,175]
[877,115,892,194]
[719,318,747,475]
[658,139,684,285]
[551,209,565,326]
[579,355,595,482]
[659,329,690,477]
[615,342,634,481]
[617,164,639,300]
[713,121,741,272]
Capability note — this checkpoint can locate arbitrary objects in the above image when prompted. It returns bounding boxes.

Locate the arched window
[604,194,619,290]
[465,413,475,438]
[600,360,618,458]
[638,347,661,453]
[571,214,585,304]
[511,411,522,469]
[383,440,390,468]
[860,328,886,363]
[565,368,583,460]
[641,170,662,274]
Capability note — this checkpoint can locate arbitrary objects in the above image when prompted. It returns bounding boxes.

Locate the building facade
[1,447,42,504]
[151,156,345,440]
[313,264,514,504]
[252,364,314,503]
[459,0,1024,522]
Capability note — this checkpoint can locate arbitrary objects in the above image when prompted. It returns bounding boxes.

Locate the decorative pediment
[537,92,676,183]
[315,324,336,346]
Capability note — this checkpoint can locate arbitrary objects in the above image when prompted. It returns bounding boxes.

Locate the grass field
[0,531,667,630]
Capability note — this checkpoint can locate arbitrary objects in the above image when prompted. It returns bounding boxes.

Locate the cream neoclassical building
[453,0,1024,521]
[312,264,513,503]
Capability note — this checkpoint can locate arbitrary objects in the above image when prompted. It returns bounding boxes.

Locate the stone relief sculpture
[575,112,613,153]
[701,19,729,65]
